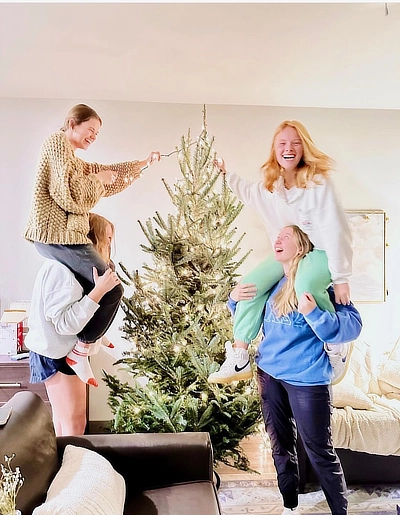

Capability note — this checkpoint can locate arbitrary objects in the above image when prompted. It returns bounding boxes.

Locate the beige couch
[299,338,400,488]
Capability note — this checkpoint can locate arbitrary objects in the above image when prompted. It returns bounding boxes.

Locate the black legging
[34,242,124,343]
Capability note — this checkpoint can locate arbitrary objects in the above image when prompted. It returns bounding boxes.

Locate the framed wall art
[345,210,387,303]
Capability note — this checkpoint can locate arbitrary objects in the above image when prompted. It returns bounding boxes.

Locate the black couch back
[0,391,59,515]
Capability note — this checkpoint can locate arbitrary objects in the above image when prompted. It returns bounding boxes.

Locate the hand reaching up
[214,157,227,174]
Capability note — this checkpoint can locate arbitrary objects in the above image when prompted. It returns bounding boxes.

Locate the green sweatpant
[233,249,334,343]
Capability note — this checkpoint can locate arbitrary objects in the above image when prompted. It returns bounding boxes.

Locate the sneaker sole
[331,341,354,386]
[207,370,253,384]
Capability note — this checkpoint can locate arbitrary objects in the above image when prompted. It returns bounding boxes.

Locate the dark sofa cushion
[125,482,222,515]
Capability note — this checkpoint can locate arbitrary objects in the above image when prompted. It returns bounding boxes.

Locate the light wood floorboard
[215,434,277,481]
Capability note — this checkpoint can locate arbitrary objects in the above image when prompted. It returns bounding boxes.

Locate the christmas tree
[103,108,262,471]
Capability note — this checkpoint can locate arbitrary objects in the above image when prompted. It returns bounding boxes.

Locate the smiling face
[66,117,101,151]
[274,226,299,265]
[273,126,304,172]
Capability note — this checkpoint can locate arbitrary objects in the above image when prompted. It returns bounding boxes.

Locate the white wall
[1,98,399,420]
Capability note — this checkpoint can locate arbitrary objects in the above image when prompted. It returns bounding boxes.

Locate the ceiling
[1,2,400,110]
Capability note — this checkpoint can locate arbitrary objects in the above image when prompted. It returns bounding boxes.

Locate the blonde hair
[88,213,114,264]
[60,104,102,132]
[272,225,314,317]
[261,120,335,192]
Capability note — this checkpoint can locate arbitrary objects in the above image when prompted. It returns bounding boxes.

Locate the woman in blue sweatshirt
[228,225,362,515]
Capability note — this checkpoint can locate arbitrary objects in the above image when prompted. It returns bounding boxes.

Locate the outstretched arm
[214,157,267,208]
[82,151,161,198]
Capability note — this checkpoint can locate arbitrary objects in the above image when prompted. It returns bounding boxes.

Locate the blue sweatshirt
[227,279,362,386]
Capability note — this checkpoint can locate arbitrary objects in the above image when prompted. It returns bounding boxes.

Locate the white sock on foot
[101,335,114,348]
[66,342,98,387]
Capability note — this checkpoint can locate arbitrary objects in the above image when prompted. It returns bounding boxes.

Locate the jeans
[257,368,347,515]
[34,242,124,343]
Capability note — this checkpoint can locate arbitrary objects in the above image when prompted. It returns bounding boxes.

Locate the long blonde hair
[88,213,114,264]
[272,225,314,317]
[262,120,335,192]
[60,104,102,132]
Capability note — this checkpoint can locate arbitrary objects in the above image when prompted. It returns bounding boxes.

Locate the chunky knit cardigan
[24,131,142,245]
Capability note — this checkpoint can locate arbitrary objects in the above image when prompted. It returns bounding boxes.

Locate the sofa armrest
[56,432,214,492]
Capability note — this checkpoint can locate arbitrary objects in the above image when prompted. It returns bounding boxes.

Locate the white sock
[101,335,114,348]
[66,342,98,387]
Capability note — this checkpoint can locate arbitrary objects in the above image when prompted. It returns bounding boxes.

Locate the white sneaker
[208,341,252,384]
[325,341,354,385]
[281,507,301,515]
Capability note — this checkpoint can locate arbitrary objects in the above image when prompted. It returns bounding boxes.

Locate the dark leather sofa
[0,391,222,515]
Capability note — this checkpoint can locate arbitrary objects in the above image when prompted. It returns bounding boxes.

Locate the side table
[0,355,49,407]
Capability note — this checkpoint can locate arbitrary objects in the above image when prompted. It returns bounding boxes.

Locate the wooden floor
[215,434,277,481]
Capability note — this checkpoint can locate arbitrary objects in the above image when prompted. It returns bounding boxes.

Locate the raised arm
[84,151,161,198]
[215,157,267,207]
[315,177,353,304]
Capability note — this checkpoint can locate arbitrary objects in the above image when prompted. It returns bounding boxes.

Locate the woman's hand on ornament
[139,151,161,171]
[230,282,257,302]
[146,151,161,166]
[214,157,227,174]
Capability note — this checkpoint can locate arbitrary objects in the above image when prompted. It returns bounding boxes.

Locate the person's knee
[296,276,328,293]
[113,282,124,299]
[105,283,124,304]
[68,411,87,436]
[116,282,124,297]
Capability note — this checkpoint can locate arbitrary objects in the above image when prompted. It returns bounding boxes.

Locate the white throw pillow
[378,337,400,391]
[332,381,374,410]
[379,360,400,389]
[32,445,126,515]
[340,340,373,394]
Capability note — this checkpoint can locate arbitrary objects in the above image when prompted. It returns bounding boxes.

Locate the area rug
[218,479,400,514]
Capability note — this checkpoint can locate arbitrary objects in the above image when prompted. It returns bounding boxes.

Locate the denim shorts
[29,351,76,383]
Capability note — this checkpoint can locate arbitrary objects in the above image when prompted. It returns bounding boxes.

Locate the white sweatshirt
[226,171,353,284]
[25,260,99,358]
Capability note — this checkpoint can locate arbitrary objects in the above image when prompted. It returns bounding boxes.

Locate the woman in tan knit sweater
[24,103,160,386]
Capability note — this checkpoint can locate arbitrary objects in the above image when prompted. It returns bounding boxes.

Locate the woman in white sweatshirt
[25,213,120,436]
[208,120,353,385]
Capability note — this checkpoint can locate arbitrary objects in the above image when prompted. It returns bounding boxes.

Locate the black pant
[257,368,347,515]
[34,242,124,343]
